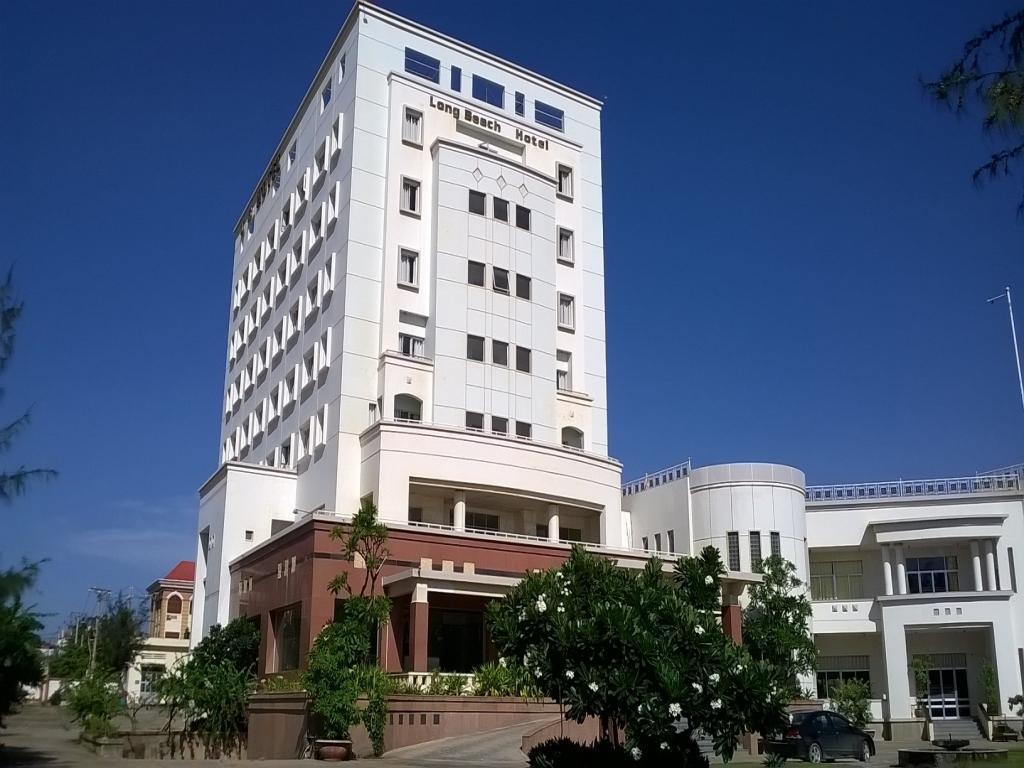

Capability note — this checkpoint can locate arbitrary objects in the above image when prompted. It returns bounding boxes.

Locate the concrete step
[932,719,984,741]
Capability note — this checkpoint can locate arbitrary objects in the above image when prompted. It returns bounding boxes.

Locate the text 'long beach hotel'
[192,1,1024,737]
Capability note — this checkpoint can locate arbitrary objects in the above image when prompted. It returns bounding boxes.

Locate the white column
[882,545,894,596]
[984,540,998,591]
[895,544,908,595]
[547,504,560,543]
[971,540,984,592]
[453,491,466,532]
[882,625,912,719]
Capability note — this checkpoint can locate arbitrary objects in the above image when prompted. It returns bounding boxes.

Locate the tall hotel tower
[192,1,623,642]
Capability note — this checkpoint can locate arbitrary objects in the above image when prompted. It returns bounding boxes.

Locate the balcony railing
[806,473,1020,503]
[622,461,691,497]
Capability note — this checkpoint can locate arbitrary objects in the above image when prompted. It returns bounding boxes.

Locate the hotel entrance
[926,665,970,719]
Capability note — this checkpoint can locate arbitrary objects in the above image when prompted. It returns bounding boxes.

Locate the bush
[359,666,390,757]
[830,678,872,729]
[257,674,303,693]
[425,673,466,696]
[528,736,707,768]
[48,689,63,706]
[978,662,999,714]
[472,661,542,697]
[67,672,122,738]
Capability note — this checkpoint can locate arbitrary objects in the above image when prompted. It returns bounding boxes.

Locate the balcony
[806,472,1020,504]
[621,461,691,497]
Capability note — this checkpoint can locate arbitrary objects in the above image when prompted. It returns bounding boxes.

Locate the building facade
[125,561,195,702]
[624,463,1024,732]
[193,0,622,642]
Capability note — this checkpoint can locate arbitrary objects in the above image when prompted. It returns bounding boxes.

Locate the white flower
[669,702,683,717]
[694,625,705,635]
[631,747,642,761]
[565,670,575,680]
[704,575,714,585]
[519,610,526,621]
[589,682,599,692]
[556,571,564,579]
[499,657,507,667]
[523,654,530,665]
[557,604,565,613]
[534,668,543,678]
[735,664,744,673]
[638,704,645,713]
[709,673,720,683]
[536,596,547,613]
[711,699,722,710]
[691,683,703,694]
[660,742,669,750]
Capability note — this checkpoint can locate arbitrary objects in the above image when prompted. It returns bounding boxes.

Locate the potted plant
[911,658,931,718]
[831,678,873,735]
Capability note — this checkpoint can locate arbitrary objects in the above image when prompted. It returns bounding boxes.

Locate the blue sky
[2,1,1022,634]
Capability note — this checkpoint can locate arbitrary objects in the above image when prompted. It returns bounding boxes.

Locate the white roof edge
[234,0,601,233]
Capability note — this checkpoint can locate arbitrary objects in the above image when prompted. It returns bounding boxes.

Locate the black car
[770,710,875,763]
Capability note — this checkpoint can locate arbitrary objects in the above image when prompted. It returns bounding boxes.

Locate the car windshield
[791,712,811,725]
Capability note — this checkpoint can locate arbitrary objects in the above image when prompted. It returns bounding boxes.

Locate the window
[465,411,484,431]
[556,350,572,391]
[516,346,531,373]
[809,561,865,600]
[750,531,762,572]
[556,163,574,198]
[394,394,422,422]
[491,415,508,434]
[558,227,574,264]
[515,421,532,439]
[515,205,531,230]
[466,511,500,531]
[320,80,332,112]
[561,427,583,450]
[642,536,649,551]
[409,507,423,523]
[726,532,741,571]
[770,531,781,557]
[272,605,301,672]
[514,91,524,116]
[399,333,424,358]
[450,65,461,91]
[815,657,871,699]
[468,260,485,286]
[516,274,531,300]
[472,75,504,108]
[468,189,486,215]
[398,248,418,288]
[492,340,508,366]
[668,530,675,554]
[338,54,346,80]
[492,267,510,294]
[536,101,565,131]
[907,556,960,594]
[400,177,420,215]
[167,594,183,614]
[404,47,440,83]
[655,533,662,552]
[402,107,423,146]
[245,530,254,542]
[467,334,484,361]
[493,197,508,222]
[279,440,292,468]
[287,141,296,169]
[557,294,575,330]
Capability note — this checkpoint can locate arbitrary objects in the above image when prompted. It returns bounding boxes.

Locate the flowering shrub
[488,546,788,762]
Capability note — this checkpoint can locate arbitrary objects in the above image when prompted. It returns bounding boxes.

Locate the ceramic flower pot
[315,739,353,761]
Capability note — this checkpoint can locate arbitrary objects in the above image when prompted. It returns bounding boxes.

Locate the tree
[189,617,260,676]
[925,10,1024,214]
[487,546,788,764]
[742,555,816,697]
[0,270,56,501]
[0,561,44,728]
[50,594,144,681]
[327,498,390,598]
[830,678,872,729]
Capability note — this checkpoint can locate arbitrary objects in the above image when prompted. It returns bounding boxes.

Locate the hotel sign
[429,95,549,150]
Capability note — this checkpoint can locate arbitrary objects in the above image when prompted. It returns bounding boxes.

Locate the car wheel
[807,743,824,763]
[857,740,871,762]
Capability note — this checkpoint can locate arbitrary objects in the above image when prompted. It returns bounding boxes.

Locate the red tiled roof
[164,560,195,582]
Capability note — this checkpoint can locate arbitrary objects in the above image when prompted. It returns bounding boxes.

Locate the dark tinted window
[515,421,532,438]
[472,75,504,108]
[468,190,486,215]
[492,416,508,434]
[404,48,440,83]
[451,65,461,91]
[515,205,531,230]
[516,346,531,373]
[466,335,484,361]
[516,274,531,300]
[493,197,508,222]
[515,91,525,116]
[535,100,564,131]
[468,261,485,286]
[492,340,508,366]
[492,268,509,294]
[465,411,484,430]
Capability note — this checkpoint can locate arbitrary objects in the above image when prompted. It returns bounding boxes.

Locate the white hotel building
[190,0,1024,738]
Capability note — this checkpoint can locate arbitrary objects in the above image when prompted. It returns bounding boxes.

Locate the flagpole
[988,286,1024,412]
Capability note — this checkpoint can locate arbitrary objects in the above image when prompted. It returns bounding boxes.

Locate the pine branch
[0,467,57,503]
[0,409,32,455]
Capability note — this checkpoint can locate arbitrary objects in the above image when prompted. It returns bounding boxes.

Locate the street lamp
[988,286,1024,413]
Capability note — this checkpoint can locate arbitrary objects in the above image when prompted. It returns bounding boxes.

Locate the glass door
[927,668,970,719]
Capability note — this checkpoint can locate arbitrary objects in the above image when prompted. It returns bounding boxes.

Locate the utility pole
[87,587,110,675]
[988,286,1024,412]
